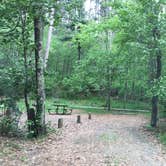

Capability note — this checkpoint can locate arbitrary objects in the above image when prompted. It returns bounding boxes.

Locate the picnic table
[48,103,72,115]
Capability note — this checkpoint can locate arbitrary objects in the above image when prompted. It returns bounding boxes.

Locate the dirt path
[0,111,166,166]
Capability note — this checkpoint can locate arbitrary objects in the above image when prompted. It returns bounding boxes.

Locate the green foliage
[0,56,24,98]
[0,0,166,136]
[159,133,166,145]
[45,97,151,114]
[0,116,19,136]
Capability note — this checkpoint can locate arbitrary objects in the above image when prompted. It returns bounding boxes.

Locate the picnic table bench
[48,103,72,115]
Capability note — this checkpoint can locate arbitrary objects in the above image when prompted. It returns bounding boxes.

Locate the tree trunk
[151,53,161,127]
[107,92,111,111]
[34,16,46,135]
[77,26,81,61]
[151,96,158,127]
[123,80,128,109]
[44,8,54,69]
[27,108,36,136]
[78,41,81,61]
[106,67,111,111]
[131,81,135,100]
[150,21,162,127]
[21,11,32,132]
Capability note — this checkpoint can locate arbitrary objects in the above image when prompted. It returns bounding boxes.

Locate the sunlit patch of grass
[99,133,118,143]
[159,133,166,145]
[17,97,151,115]
[78,108,108,114]
[144,124,159,133]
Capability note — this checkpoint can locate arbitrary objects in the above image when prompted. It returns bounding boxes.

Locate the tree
[33,2,46,135]
[44,8,55,69]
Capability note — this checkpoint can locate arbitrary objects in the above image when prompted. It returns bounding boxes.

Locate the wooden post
[77,115,81,123]
[88,112,91,120]
[58,118,63,128]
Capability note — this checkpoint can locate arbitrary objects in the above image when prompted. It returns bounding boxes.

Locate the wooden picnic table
[48,103,72,115]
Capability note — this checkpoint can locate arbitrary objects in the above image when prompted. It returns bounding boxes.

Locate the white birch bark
[44,8,55,69]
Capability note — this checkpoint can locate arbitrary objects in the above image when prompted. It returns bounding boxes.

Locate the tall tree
[44,8,55,69]
[147,1,162,127]
[33,3,46,135]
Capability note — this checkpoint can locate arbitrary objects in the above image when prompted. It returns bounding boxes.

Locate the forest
[0,0,166,165]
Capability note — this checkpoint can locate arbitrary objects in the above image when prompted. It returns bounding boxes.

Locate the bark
[78,41,81,61]
[23,46,30,114]
[123,80,128,109]
[106,67,111,111]
[44,8,55,69]
[151,96,158,127]
[131,81,135,100]
[34,15,46,135]
[150,25,162,127]
[77,26,81,61]
[21,11,31,131]
[27,108,36,135]
[151,53,161,127]
[104,28,112,111]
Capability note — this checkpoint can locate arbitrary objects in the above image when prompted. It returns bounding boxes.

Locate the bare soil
[0,110,166,166]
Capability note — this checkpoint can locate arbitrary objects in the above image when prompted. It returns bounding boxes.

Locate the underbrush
[159,133,166,145]
[0,115,58,139]
[0,116,20,137]
[145,122,166,147]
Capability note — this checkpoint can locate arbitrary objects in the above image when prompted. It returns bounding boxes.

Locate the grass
[145,124,157,132]
[145,123,166,147]
[159,133,166,145]
[0,96,154,116]
[43,97,164,117]
[99,133,118,143]
[47,97,151,108]
[45,97,152,115]
[4,97,151,115]
[79,108,107,114]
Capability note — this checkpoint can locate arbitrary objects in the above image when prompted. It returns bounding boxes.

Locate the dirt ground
[0,110,166,166]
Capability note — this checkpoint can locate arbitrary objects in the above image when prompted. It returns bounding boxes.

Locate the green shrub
[159,133,166,145]
[0,116,18,136]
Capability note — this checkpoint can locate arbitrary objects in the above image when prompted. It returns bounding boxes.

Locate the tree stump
[77,115,81,123]
[88,112,91,120]
[58,118,63,128]
[27,108,36,133]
